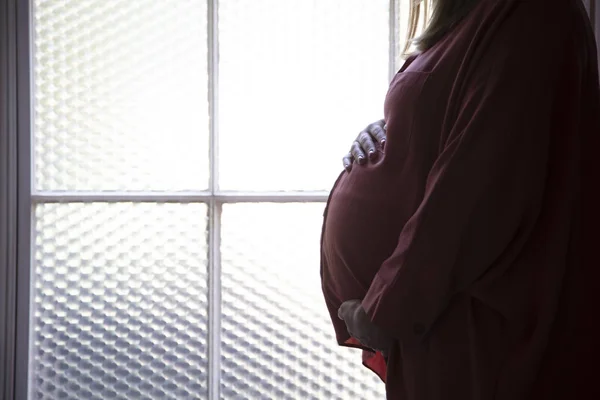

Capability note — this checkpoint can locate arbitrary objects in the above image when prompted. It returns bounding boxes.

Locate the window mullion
[389,0,399,81]
[209,0,220,195]
[207,200,222,400]
[30,191,331,203]
[207,0,221,399]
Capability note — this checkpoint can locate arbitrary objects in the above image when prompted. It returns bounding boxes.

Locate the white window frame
[1,0,403,399]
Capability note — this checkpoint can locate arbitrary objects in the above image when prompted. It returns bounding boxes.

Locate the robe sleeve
[362,3,572,345]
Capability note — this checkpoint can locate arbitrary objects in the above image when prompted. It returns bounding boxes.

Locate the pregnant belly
[321,168,409,303]
[320,164,421,380]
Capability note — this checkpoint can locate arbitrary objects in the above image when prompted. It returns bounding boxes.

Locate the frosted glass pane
[220,204,386,400]
[218,0,390,191]
[33,0,208,191]
[30,203,209,400]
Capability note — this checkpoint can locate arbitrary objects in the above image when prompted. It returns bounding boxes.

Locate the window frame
[1,0,31,399]
[0,0,18,398]
[0,0,402,399]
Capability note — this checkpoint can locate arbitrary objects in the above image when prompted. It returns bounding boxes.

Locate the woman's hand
[338,299,393,354]
[342,120,387,171]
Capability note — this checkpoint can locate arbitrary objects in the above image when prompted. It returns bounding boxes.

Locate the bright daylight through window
[22,0,408,399]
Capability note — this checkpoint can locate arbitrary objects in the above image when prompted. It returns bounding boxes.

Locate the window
[2,0,410,399]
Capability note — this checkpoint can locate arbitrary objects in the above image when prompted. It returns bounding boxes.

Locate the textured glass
[218,0,390,191]
[220,204,386,400]
[30,203,209,400]
[33,0,209,191]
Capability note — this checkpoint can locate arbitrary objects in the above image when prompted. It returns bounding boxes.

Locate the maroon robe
[320,0,600,399]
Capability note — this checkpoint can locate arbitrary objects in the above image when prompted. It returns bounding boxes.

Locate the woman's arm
[361,1,576,345]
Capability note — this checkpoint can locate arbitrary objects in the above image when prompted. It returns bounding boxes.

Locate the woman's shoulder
[470,0,579,63]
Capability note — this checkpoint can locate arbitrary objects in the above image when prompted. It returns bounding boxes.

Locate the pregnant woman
[320,0,600,399]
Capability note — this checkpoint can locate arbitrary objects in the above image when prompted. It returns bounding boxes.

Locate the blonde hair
[404,0,478,55]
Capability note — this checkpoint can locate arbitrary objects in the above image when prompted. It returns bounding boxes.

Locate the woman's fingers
[367,121,387,147]
[357,130,378,160]
[350,141,367,164]
[343,153,354,171]
[343,119,387,170]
